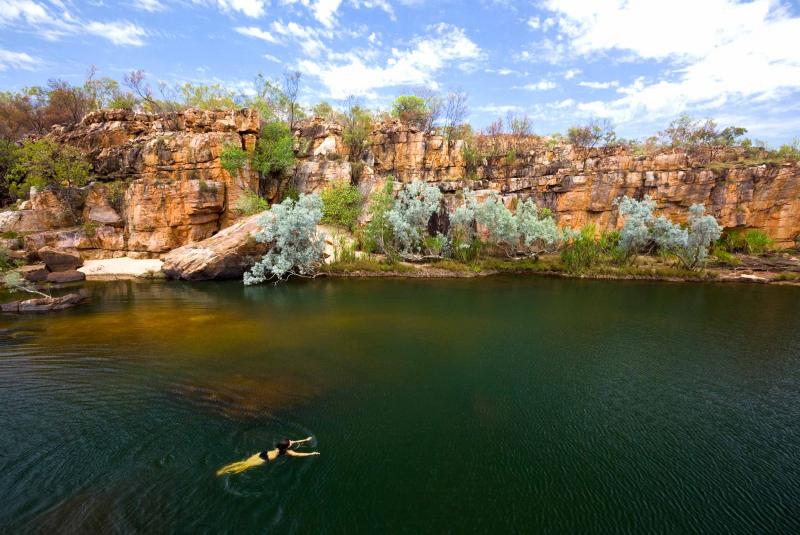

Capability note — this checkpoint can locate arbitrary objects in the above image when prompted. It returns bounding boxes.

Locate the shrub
[615,195,657,263]
[244,193,325,284]
[652,204,722,269]
[744,229,773,254]
[560,225,603,273]
[515,198,562,257]
[320,180,362,230]
[220,143,248,175]
[461,142,481,179]
[252,122,296,177]
[234,189,269,216]
[475,193,517,255]
[391,95,429,129]
[386,181,442,254]
[362,179,395,255]
[7,138,90,197]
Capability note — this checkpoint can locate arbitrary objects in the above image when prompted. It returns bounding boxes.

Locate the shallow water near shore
[1,277,799,532]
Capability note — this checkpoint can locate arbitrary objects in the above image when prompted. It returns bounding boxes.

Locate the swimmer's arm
[286,450,320,457]
[289,437,313,447]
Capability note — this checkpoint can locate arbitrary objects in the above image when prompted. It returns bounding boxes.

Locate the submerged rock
[161,212,269,280]
[1,291,88,313]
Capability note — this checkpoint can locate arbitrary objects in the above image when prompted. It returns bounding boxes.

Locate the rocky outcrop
[161,212,269,280]
[2,108,799,269]
[38,246,83,271]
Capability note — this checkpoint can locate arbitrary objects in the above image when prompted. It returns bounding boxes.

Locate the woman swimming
[216,437,319,476]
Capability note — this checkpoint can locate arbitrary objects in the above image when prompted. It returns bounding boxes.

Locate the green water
[1,278,799,533]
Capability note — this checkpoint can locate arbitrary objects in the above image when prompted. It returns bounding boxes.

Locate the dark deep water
[1,277,799,533]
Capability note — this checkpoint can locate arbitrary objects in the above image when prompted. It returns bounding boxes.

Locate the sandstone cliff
[1,109,798,261]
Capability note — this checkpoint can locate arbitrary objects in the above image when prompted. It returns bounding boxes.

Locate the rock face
[38,247,83,271]
[2,108,799,267]
[46,270,86,283]
[161,212,270,280]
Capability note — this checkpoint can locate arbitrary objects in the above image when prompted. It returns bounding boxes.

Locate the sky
[1,0,800,144]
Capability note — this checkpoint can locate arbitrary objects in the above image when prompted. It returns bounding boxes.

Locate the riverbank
[321,252,800,285]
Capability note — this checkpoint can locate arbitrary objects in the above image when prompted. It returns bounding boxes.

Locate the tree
[506,113,533,142]
[568,118,616,151]
[123,70,180,114]
[342,96,373,163]
[443,88,469,144]
[312,101,336,121]
[244,193,325,284]
[84,65,136,111]
[386,181,443,254]
[283,71,302,129]
[412,88,442,132]
[178,82,238,110]
[615,195,657,263]
[474,193,517,255]
[391,95,429,129]
[251,121,296,197]
[7,139,90,198]
[363,179,396,254]
[652,204,722,269]
[0,139,18,205]
[515,198,561,257]
[482,118,505,158]
[220,143,248,175]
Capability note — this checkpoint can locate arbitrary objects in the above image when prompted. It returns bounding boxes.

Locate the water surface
[1,278,799,533]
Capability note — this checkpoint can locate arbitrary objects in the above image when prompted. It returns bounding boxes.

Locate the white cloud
[132,0,166,12]
[0,47,40,70]
[542,0,800,122]
[521,79,556,91]
[235,25,280,43]
[562,68,580,79]
[299,23,482,98]
[85,21,147,46]
[475,103,523,115]
[0,1,148,45]
[215,0,266,18]
[578,80,619,89]
[526,16,540,29]
[263,53,282,63]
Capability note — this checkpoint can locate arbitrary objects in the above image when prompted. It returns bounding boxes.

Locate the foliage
[391,95,429,129]
[461,142,482,178]
[442,89,469,142]
[2,271,50,298]
[651,204,722,269]
[244,193,325,284]
[515,198,562,256]
[362,179,395,254]
[386,181,443,254]
[722,229,774,254]
[252,122,296,176]
[178,83,237,110]
[567,119,616,151]
[659,114,747,153]
[449,189,478,259]
[560,225,604,273]
[6,139,90,197]
[220,143,248,174]
[615,195,657,263]
[234,189,269,216]
[320,180,362,230]
[474,193,517,254]
[312,101,336,120]
[342,101,372,162]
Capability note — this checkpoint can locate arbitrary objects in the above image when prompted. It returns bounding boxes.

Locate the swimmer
[216,437,319,476]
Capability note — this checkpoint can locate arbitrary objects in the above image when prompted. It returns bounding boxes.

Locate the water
[1,277,799,533]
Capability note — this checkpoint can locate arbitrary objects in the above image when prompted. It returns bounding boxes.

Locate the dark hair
[277,439,291,452]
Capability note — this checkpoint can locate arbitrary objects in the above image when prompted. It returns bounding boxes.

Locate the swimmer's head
[277,438,291,451]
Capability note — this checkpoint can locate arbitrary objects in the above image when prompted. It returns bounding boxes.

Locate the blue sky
[1,0,799,144]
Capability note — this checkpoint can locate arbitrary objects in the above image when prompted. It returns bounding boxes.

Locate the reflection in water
[1,278,800,532]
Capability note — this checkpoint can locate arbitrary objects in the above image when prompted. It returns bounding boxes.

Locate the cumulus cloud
[578,80,619,90]
[132,0,167,12]
[299,23,482,98]
[0,48,41,71]
[542,0,800,122]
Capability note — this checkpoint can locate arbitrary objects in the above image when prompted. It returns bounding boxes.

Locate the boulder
[46,270,86,283]
[18,263,49,282]
[38,246,83,271]
[161,212,269,280]
[2,291,88,313]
